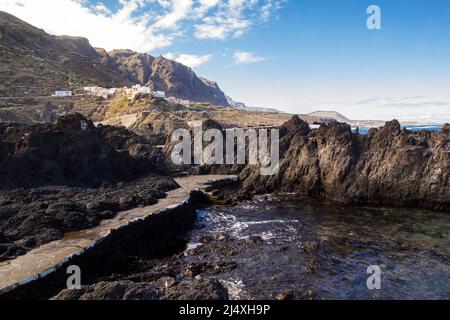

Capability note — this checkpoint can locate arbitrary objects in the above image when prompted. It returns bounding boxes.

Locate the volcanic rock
[239,116,450,210]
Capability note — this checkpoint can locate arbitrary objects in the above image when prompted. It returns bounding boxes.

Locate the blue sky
[1,0,450,122]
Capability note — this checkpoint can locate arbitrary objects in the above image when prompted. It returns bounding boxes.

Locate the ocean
[355,125,444,135]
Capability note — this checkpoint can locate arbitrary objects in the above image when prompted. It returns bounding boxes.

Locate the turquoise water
[355,125,444,135]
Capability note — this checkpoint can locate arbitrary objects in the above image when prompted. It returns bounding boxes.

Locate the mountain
[0,11,229,106]
[0,11,130,97]
[226,96,280,113]
[105,50,229,106]
[307,111,351,123]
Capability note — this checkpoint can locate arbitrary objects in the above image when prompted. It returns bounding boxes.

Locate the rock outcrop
[0,113,166,188]
[0,113,178,262]
[239,117,449,210]
[106,50,230,106]
[52,279,229,300]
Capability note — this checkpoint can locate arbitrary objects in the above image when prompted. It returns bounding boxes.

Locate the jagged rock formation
[0,113,166,187]
[0,113,178,262]
[106,49,155,85]
[239,117,449,210]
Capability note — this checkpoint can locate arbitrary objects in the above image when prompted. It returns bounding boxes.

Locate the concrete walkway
[0,175,238,293]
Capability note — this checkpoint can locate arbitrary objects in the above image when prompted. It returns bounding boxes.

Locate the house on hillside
[52,91,73,97]
[84,86,117,99]
[166,97,178,104]
[180,99,190,107]
[165,96,191,107]
[152,91,166,99]
[125,85,151,98]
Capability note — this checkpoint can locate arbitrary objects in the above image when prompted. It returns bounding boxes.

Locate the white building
[152,91,166,99]
[125,84,151,98]
[166,97,178,104]
[84,86,117,99]
[165,96,191,107]
[52,91,73,97]
[180,99,190,107]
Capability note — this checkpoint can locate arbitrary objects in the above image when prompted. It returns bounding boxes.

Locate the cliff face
[240,117,450,210]
[0,114,166,188]
[106,51,230,106]
[106,49,155,85]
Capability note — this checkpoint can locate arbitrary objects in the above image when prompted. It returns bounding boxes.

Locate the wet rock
[198,235,213,244]
[52,281,163,300]
[299,241,319,254]
[215,233,234,243]
[210,261,238,274]
[302,261,320,274]
[184,263,207,278]
[274,287,316,301]
[274,289,295,300]
[165,279,229,300]
[245,236,264,246]
[153,276,177,289]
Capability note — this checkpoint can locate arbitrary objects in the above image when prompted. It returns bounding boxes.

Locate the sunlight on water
[188,196,450,299]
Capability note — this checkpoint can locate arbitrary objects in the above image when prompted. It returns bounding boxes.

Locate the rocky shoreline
[0,177,238,300]
[0,112,448,300]
[199,116,449,211]
[0,114,180,262]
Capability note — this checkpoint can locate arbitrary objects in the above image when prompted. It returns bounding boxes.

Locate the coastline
[0,175,238,299]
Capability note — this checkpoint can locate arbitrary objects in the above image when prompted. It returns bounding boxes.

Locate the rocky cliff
[0,113,166,187]
[106,50,229,106]
[239,117,449,210]
[0,11,230,106]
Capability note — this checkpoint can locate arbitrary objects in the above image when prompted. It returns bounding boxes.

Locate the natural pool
[182,196,450,300]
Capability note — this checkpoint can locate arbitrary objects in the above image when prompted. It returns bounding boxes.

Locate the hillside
[307,111,351,123]
[0,11,229,106]
[0,11,130,97]
[106,50,229,106]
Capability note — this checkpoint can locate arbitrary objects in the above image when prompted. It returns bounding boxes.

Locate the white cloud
[152,0,193,30]
[309,96,450,122]
[194,0,285,40]
[233,51,268,64]
[0,0,173,52]
[164,52,212,68]
[0,0,285,52]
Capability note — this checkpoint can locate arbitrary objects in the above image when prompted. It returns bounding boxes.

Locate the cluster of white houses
[165,96,191,107]
[83,86,118,99]
[52,84,190,107]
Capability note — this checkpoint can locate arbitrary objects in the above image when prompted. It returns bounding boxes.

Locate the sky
[1,0,450,122]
